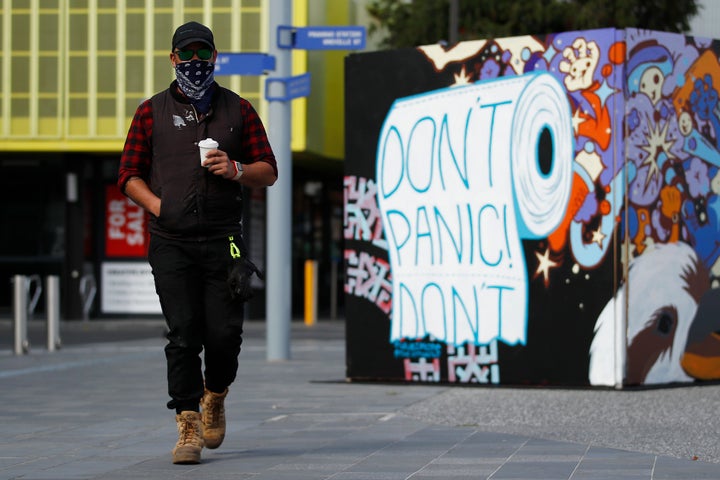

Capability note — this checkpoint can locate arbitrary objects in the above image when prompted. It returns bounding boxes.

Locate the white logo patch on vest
[172,109,197,129]
[172,114,186,128]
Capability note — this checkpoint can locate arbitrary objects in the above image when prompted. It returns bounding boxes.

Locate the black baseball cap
[172,21,215,50]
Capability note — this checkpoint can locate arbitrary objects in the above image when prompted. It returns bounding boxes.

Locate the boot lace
[204,395,225,427]
[178,416,202,446]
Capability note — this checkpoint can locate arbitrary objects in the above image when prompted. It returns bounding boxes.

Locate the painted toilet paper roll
[375,72,574,347]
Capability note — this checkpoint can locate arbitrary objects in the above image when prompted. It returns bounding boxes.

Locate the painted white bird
[589,242,715,386]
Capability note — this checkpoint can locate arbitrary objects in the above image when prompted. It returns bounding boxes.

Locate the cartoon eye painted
[651,306,677,337]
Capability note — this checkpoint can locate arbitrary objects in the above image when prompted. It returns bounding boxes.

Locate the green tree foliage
[367,0,701,49]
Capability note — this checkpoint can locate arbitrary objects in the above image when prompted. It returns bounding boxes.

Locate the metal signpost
[215,53,276,76]
[265,0,293,361]
[219,2,366,361]
[277,25,366,50]
[263,16,366,361]
[265,72,311,102]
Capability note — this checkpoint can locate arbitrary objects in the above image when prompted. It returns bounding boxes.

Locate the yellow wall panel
[291,0,308,152]
[0,1,367,158]
[0,139,124,152]
[0,2,292,153]
[303,0,353,160]
[324,1,349,159]
[10,118,31,136]
[97,117,119,136]
[38,118,61,136]
[68,118,89,136]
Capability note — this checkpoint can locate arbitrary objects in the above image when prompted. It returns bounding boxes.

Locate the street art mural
[344,28,720,387]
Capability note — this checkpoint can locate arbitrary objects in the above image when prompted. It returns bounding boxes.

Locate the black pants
[148,235,244,413]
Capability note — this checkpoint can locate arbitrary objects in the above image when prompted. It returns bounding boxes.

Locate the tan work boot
[200,387,228,449]
[172,411,204,464]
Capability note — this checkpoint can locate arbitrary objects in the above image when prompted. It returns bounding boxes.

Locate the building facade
[0,0,359,319]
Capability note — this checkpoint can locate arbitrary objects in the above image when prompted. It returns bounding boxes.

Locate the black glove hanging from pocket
[227,235,263,302]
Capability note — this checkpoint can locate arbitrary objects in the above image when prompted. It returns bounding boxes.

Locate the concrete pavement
[0,318,719,479]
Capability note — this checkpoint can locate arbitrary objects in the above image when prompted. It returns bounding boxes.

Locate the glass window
[98,57,116,93]
[69,98,88,117]
[125,56,145,92]
[69,15,88,50]
[12,57,30,93]
[98,98,115,118]
[98,14,116,50]
[39,14,60,50]
[154,60,173,92]
[39,98,58,117]
[69,57,89,92]
[126,14,145,50]
[38,57,59,93]
[0,2,271,143]
[12,14,30,51]
[125,96,145,116]
[183,0,204,9]
[241,13,261,51]
[154,14,175,52]
[0,155,65,257]
[11,97,29,118]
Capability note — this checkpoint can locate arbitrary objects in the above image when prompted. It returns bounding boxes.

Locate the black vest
[149,83,244,241]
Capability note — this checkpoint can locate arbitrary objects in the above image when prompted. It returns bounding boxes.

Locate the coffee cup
[198,138,219,166]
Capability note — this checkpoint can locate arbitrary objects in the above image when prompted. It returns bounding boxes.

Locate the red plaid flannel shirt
[118,85,277,192]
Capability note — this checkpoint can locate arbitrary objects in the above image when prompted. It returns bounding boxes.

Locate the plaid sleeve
[240,98,278,178]
[118,99,153,192]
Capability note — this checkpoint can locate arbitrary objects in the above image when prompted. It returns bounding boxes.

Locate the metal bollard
[26,274,42,318]
[304,260,318,327]
[12,275,29,355]
[330,259,338,320]
[46,275,61,351]
[79,273,97,322]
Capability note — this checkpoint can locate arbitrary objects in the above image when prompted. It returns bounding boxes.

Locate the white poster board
[101,261,161,314]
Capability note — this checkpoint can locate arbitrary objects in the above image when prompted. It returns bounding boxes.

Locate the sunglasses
[174,48,213,61]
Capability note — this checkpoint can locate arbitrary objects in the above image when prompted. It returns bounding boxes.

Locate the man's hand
[203,149,237,180]
[227,257,263,302]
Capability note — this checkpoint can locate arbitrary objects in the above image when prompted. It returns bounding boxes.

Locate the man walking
[118,21,277,464]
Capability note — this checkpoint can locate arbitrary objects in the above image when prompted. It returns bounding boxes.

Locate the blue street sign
[277,25,366,50]
[265,73,311,102]
[215,53,276,76]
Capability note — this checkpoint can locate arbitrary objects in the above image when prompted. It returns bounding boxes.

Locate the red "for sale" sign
[105,185,147,257]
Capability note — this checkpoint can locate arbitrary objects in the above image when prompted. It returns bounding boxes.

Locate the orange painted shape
[608,41,626,65]
[680,332,720,380]
[599,200,611,216]
[672,50,720,115]
[548,173,590,252]
[633,207,651,255]
[578,86,612,151]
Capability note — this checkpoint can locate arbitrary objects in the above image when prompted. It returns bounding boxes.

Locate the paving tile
[0,321,719,480]
[485,461,580,479]
[652,456,720,479]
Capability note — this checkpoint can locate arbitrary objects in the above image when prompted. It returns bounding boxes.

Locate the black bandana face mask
[175,59,215,100]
